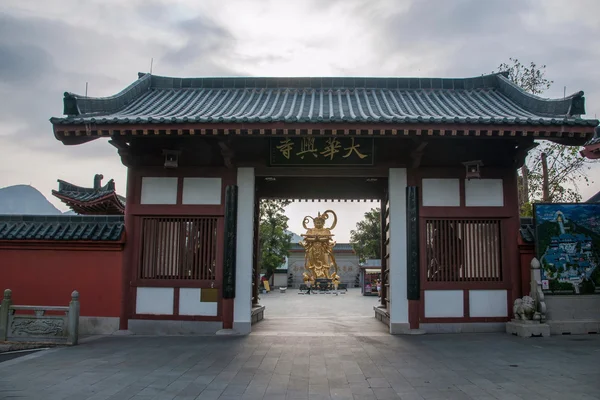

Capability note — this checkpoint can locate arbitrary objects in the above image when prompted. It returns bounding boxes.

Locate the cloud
[0,0,598,214]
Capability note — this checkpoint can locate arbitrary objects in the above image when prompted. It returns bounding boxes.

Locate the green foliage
[496,58,596,208]
[591,267,600,286]
[497,58,553,95]
[520,202,533,217]
[350,208,381,263]
[580,279,596,295]
[549,279,574,293]
[259,199,292,279]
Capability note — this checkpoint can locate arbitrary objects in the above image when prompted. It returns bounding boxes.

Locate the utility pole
[541,153,549,202]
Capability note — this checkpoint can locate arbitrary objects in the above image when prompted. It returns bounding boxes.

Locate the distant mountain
[0,185,62,215]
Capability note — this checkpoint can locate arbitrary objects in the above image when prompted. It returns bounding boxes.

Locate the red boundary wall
[0,242,124,317]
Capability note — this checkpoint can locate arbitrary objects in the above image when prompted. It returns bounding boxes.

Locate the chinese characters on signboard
[270,137,374,166]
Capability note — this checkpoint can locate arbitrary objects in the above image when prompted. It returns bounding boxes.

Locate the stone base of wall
[251,306,265,325]
[80,317,120,335]
[420,323,506,333]
[545,295,600,335]
[374,306,389,326]
[548,320,600,335]
[127,320,223,335]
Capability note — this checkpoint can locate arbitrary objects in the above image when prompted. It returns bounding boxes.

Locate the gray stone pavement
[1,289,599,400]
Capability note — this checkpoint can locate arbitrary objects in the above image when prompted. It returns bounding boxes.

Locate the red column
[119,168,136,330]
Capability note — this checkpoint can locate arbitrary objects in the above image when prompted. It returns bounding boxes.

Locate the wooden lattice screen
[139,217,218,280]
[425,219,502,282]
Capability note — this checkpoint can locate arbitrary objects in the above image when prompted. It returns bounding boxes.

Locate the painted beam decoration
[534,203,600,294]
[270,137,374,166]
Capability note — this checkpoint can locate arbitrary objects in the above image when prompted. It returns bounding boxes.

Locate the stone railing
[0,289,80,345]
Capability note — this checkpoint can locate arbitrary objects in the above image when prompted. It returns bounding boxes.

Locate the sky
[1,0,599,241]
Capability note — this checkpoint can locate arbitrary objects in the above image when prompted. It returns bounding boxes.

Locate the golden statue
[299,210,339,284]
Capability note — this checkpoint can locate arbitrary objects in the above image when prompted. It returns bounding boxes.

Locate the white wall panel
[424,290,464,318]
[234,168,254,333]
[465,179,504,207]
[140,177,178,204]
[469,290,508,317]
[179,288,218,316]
[182,178,222,205]
[422,179,460,206]
[136,287,174,315]
[388,168,408,328]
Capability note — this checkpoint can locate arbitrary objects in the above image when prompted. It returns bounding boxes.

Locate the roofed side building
[52,174,125,215]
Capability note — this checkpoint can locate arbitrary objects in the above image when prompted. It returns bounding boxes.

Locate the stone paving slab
[0,332,599,400]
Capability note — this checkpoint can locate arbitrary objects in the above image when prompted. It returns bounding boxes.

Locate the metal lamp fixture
[462,160,483,179]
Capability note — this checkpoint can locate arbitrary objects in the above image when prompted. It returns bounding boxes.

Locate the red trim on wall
[408,300,419,329]
[463,290,470,318]
[222,299,233,329]
[132,314,222,322]
[173,288,180,316]
[421,317,509,323]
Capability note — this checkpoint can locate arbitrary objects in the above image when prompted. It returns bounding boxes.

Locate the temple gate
[50,73,599,334]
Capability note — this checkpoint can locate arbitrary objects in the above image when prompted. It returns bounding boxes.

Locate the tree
[259,199,292,279]
[350,208,381,263]
[496,58,596,213]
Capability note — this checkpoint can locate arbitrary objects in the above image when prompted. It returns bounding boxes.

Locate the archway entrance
[251,173,390,334]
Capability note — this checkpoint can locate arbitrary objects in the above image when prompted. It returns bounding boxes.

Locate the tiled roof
[290,243,354,251]
[51,176,125,215]
[50,72,598,128]
[587,191,600,203]
[520,217,535,244]
[585,126,600,146]
[0,215,124,241]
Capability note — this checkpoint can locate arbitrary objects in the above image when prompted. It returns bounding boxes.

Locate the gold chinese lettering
[342,138,368,159]
[320,138,341,160]
[276,138,294,159]
[296,137,318,159]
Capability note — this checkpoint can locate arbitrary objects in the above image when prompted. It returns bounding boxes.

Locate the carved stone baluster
[0,289,12,341]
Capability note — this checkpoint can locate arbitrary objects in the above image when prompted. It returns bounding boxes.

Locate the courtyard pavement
[1,289,599,400]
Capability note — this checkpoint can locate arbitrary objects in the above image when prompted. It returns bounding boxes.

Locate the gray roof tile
[50,73,598,128]
[0,215,124,241]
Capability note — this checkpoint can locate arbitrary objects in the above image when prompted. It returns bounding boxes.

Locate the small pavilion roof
[51,174,125,215]
[581,126,600,159]
[51,72,598,129]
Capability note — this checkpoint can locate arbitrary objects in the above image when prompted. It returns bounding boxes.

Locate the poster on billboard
[534,203,600,294]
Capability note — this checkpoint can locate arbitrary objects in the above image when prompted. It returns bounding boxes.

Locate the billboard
[534,203,600,294]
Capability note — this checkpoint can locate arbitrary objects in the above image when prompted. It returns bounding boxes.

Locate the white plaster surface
[388,168,408,329]
[469,289,508,317]
[136,287,174,315]
[465,179,504,207]
[422,179,460,206]
[424,290,464,318]
[179,288,218,316]
[234,168,254,329]
[79,317,119,335]
[140,177,178,204]
[182,177,222,205]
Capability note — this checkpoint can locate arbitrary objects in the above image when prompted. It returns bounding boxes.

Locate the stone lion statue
[513,296,536,320]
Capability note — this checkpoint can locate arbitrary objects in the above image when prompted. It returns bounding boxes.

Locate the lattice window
[425,219,502,282]
[139,217,218,280]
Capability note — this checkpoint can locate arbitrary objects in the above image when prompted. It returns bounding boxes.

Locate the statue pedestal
[506,319,550,338]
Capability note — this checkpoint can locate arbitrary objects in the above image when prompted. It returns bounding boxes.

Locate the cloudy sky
[1,0,599,241]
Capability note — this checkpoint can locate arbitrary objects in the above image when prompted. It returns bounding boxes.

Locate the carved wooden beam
[218,139,235,168]
[410,141,429,168]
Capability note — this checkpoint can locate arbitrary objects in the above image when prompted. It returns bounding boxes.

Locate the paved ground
[1,290,599,400]
[255,288,386,336]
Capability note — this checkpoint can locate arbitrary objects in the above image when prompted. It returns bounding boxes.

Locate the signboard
[270,137,374,166]
[534,203,600,294]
